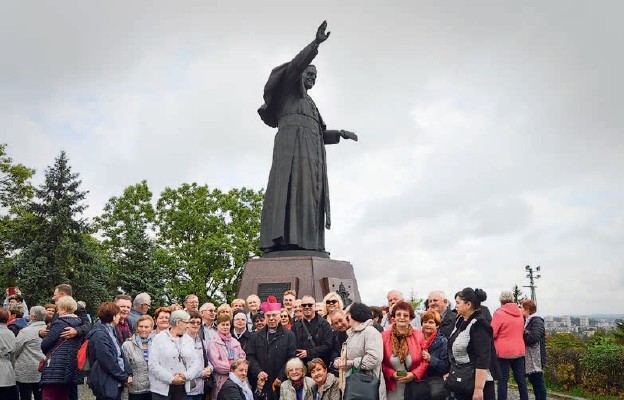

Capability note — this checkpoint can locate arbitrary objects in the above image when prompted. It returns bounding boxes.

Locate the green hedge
[545,333,624,398]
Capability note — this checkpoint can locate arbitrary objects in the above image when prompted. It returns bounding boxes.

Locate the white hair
[169,310,190,326]
[285,357,306,377]
[133,292,151,308]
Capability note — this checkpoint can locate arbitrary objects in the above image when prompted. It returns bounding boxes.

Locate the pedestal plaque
[257,282,292,303]
[237,256,360,303]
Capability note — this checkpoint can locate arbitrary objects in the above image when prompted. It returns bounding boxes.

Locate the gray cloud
[2,1,622,315]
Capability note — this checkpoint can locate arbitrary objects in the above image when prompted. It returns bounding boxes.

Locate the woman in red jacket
[491,291,528,400]
[381,301,428,400]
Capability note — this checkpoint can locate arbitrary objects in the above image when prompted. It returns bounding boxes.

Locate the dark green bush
[580,337,624,397]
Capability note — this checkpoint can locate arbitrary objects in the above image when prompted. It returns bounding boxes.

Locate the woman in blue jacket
[86,302,132,400]
[421,310,450,400]
[40,296,84,400]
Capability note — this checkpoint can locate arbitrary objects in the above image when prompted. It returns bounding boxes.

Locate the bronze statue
[258,21,358,256]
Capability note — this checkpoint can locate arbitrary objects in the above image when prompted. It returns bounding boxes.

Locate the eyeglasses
[326,299,338,305]
[301,303,314,308]
[180,320,191,324]
[189,321,202,325]
[142,303,152,307]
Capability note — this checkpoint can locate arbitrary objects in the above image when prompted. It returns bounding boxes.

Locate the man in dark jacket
[427,290,457,339]
[292,296,333,366]
[246,302,296,400]
[41,284,92,340]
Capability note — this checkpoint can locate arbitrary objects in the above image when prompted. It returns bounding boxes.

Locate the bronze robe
[259,41,341,252]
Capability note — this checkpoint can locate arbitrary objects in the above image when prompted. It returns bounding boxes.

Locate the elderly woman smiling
[149,310,203,400]
[122,314,154,400]
[381,301,428,400]
[309,358,341,400]
[420,310,449,400]
[280,358,314,400]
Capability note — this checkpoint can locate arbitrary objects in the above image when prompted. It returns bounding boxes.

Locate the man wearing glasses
[247,301,296,400]
[199,302,217,342]
[292,295,333,367]
[128,292,151,331]
[184,295,200,313]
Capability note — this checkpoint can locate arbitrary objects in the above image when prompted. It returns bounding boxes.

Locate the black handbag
[445,361,475,394]
[344,371,380,400]
[404,379,431,400]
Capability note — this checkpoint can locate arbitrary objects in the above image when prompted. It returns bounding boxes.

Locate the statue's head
[302,65,317,90]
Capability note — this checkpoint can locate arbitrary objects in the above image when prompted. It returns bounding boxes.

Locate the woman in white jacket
[149,310,203,400]
[333,302,387,400]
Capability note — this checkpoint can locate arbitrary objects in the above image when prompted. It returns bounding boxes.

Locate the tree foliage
[0,143,35,211]
[94,180,165,301]
[512,284,526,304]
[614,321,624,346]
[155,183,263,305]
[12,151,110,311]
[0,144,35,287]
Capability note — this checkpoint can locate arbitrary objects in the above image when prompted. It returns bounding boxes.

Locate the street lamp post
[523,265,541,301]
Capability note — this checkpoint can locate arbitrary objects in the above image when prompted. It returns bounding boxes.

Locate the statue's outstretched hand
[316,20,330,44]
[340,130,358,141]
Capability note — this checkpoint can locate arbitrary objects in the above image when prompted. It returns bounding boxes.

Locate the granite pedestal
[237,256,360,305]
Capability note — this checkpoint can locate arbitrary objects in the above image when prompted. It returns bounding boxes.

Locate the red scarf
[423,328,438,350]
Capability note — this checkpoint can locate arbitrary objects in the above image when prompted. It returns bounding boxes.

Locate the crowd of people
[0,284,547,400]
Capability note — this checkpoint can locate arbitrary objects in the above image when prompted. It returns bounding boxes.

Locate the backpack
[77,339,91,374]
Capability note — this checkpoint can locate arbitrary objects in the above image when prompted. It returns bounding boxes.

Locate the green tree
[0,143,35,211]
[0,144,35,286]
[155,183,263,304]
[512,284,525,304]
[408,288,424,311]
[12,151,110,311]
[95,180,165,301]
[614,321,624,345]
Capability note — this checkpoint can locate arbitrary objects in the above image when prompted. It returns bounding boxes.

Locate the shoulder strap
[45,339,68,359]
[300,319,317,347]
[199,336,209,368]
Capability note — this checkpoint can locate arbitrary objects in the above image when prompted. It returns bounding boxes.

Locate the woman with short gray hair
[280,358,314,400]
[491,291,528,400]
[15,306,47,400]
[149,310,203,400]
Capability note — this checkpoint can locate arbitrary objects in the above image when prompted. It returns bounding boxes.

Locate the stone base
[237,256,360,306]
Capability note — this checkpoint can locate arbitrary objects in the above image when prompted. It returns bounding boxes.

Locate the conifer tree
[13,151,110,310]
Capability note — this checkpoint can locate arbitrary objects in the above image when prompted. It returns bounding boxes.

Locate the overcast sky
[2,1,623,315]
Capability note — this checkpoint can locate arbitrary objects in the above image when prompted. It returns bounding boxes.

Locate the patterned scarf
[391,324,413,364]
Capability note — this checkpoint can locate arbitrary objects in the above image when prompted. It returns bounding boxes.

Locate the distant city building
[562,315,571,328]
[580,316,589,328]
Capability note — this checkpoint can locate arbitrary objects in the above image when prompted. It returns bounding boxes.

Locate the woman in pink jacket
[491,291,528,400]
[381,301,429,400]
[209,313,246,399]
